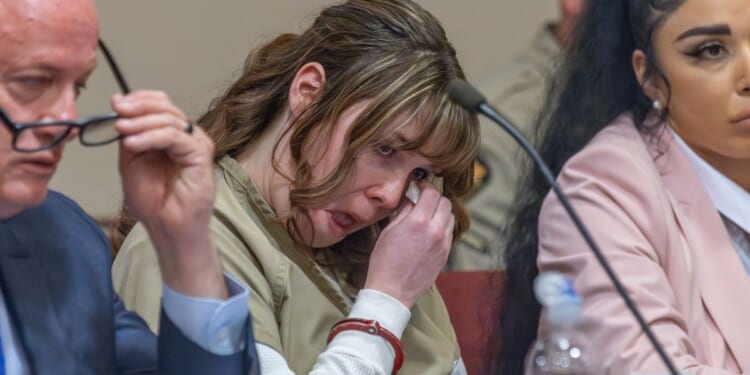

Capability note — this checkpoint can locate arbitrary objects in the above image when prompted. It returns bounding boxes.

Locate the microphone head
[447,79,486,112]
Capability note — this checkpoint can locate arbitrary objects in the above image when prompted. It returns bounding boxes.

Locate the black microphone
[448,79,680,375]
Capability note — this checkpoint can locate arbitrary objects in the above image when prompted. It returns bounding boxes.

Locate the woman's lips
[326,210,360,238]
[729,109,750,130]
[331,211,356,229]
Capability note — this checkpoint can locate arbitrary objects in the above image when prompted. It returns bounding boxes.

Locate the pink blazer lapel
[648,127,750,370]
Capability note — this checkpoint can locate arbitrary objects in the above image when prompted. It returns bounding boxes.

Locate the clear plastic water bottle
[524,271,592,375]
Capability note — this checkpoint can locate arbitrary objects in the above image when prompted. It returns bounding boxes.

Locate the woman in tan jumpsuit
[111,1,479,373]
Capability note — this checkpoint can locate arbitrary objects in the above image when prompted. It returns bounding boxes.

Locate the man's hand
[113,91,227,300]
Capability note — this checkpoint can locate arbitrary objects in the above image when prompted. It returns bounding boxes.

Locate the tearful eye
[411,168,429,181]
[377,144,395,156]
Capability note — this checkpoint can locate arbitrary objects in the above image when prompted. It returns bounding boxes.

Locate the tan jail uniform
[113,155,462,374]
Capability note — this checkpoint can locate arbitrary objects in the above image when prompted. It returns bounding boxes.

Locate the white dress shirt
[671,129,750,270]
[0,274,249,374]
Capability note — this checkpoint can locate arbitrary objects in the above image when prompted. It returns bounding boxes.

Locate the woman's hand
[364,184,454,308]
[113,91,227,300]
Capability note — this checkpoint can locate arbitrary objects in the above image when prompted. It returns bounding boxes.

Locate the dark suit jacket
[0,191,259,375]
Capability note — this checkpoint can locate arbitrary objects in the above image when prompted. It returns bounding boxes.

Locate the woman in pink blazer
[500,0,750,374]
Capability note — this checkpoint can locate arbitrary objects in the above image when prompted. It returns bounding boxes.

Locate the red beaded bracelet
[327,318,405,374]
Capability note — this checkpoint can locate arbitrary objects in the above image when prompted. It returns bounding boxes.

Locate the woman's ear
[288,62,326,117]
[632,49,664,103]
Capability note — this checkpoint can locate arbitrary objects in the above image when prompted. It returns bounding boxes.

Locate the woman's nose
[366,176,407,211]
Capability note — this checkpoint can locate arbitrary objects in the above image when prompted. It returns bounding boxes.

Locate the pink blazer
[538,114,750,374]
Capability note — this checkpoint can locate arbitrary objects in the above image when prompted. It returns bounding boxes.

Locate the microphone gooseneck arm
[448,79,680,375]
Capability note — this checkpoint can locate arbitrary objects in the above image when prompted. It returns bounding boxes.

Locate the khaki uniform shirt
[448,25,561,271]
[112,155,461,374]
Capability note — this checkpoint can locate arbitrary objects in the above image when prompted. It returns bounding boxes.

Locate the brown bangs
[336,83,479,243]
[350,89,479,200]
[409,94,479,198]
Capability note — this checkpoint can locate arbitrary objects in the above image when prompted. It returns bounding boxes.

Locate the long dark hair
[498,0,684,373]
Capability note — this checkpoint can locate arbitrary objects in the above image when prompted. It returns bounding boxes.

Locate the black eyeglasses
[0,39,131,153]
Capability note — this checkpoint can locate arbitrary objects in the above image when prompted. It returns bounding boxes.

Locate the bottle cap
[534,271,583,324]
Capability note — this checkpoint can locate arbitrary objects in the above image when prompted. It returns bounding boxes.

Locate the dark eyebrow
[675,24,731,42]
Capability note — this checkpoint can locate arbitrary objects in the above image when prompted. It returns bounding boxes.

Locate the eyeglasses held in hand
[0,40,130,153]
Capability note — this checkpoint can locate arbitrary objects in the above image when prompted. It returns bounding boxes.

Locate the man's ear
[288,62,326,117]
[632,49,664,103]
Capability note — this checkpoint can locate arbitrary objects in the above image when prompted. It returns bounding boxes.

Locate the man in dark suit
[0,0,259,374]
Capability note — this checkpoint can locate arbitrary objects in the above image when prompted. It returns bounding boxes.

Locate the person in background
[111,0,480,374]
[0,0,259,373]
[503,0,750,373]
[448,0,584,270]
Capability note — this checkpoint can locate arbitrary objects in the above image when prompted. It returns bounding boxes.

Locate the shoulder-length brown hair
[112,0,479,272]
